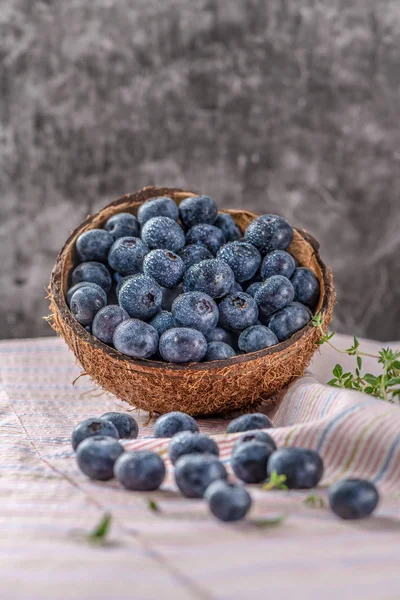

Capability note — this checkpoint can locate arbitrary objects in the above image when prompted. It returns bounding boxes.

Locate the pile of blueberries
[72,411,379,523]
[66,195,320,363]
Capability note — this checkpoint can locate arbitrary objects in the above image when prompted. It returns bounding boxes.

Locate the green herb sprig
[263,470,288,491]
[303,493,326,508]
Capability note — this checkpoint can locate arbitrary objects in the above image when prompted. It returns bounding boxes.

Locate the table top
[1,334,399,600]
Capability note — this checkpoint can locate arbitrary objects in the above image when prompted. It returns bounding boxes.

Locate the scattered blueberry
[205,326,234,346]
[159,327,208,363]
[150,311,175,336]
[141,216,185,252]
[143,249,184,288]
[113,319,158,358]
[268,302,312,342]
[101,412,139,439]
[231,441,274,483]
[76,229,114,263]
[218,292,259,331]
[108,236,149,276]
[174,453,227,498]
[238,325,279,353]
[118,274,162,320]
[172,292,219,334]
[76,435,124,481]
[168,431,219,465]
[161,284,183,311]
[214,213,242,242]
[92,305,129,344]
[267,447,324,489]
[179,195,218,228]
[205,480,252,522]
[245,282,263,298]
[291,267,320,309]
[328,479,379,520]
[232,430,276,453]
[137,196,179,225]
[178,244,213,270]
[261,250,296,280]
[104,212,140,240]
[204,341,236,361]
[227,413,273,434]
[115,450,166,491]
[217,241,261,282]
[66,281,105,307]
[72,417,119,450]
[70,286,107,325]
[154,411,199,438]
[244,214,293,254]
[186,224,226,255]
[71,261,112,293]
[254,275,294,316]
[184,259,235,299]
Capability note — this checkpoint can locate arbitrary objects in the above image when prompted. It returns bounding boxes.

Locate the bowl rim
[50,186,334,373]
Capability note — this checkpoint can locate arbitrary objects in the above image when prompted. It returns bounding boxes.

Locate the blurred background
[1,0,399,341]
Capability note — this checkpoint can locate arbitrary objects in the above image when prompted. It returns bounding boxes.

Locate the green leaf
[333,364,343,378]
[357,356,362,370]
[304,494,326,508]
[387,377,400,386]
[147,498,160,512]
[87,513,112,543]
[363,373,378,385]
[327,378,338,386]
[392,361,400,370]
[344,378,354,389]
[263,471,288,491]
[311,314,323,327]
[250,515,285,528]
[364,386,375,394]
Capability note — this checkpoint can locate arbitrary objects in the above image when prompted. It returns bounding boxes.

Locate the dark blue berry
[184,259,235,299]
[116,274,133,297]
[227,413,272,434]
[178,244,213,270]
[245,214,293,254]
[231,441,274,483]
[205,480,251,522]
[205,326,234,346]
[118,274,162,320]
[113,319,159,358]
[179,195,218,228]
[92,305,129,344]
[76,229,114,263]
[66,281,105,307]
[104,212,140,240]
[245,282,263,298]
[154,411,199,438]
[71,261,112,293]
[233,430,276,453]
[115,450,166,491]
[76,435,124,480]
[214,213,242,242]
[150,311,175,336]
[238,325,278,353]
[268,302,312,342]
[217,241,261,282]
[218,292,259,331]
[172,292,219,334]
[175,453,227,498]
[70,286,107,325]
[328,479,379,520]
[159,327,208,363]
[254,275,294,315]
[168,431,219,465]
[291,267,320,309]
[204,341,236,361]
[161,284,183,311]
[72,417,119,450]
[267,447,324,489]
[101,411,139,439]
[108,237,148,276]
[137,196,179,225]
[232,281,243,292]
[141,216,185,252]
[186,224,226,255]
[143,249,184,288]
[261,250,296,280]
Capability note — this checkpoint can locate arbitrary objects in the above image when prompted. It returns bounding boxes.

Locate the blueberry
[214,213,242,242]
[76,229,114,263]
[116,274,134,297]
[70,286,107,325]
[115,450,166,491]
[92,305,129,344]
[268,302,312,342]
[205,480,251,522]
[219,292,259,331]
[104,212,140,240]
[254,275,294,316]
[76,435,124,480]
[174,453,227,498]
[238,325,278,353]
[159,327,208,363]
[267,447,324,489]
[118,274,162,320]
[161,284,183,311]
[184,259,235,299]
[108,236,149,276]
[244,214,293,254]
[143,249,184,288]
[232,281,243,292]
[205,326,234,346]
[71,417,119,450]
[186,224,226,255]
[245,282,263,298]
[101,411,139,439]
[168,431,219,465]
[66,281,105,307]
[179,195,218,228]
[71,261,112,293]
[137,196,179,225]
[154,411,199,438]
[291,267,320,309]
[261,250,296,280]
[328,479,379,520]
[141,216,185,252]
[150,311,175,335]
[227,413,272,434]
[178,244,213,270]
[204,341,236,361]
[172,292,219,334]
[113,319,159,358]
[217,241,261,282]
[231,441,273,483]
[232,430,276,454]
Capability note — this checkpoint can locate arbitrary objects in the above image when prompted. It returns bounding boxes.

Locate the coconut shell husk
[48,186,335,416]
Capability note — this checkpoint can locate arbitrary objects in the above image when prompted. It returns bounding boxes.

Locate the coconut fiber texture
[49,186,335,416]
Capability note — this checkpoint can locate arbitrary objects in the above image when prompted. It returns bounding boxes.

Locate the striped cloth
[1,335,399,600]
